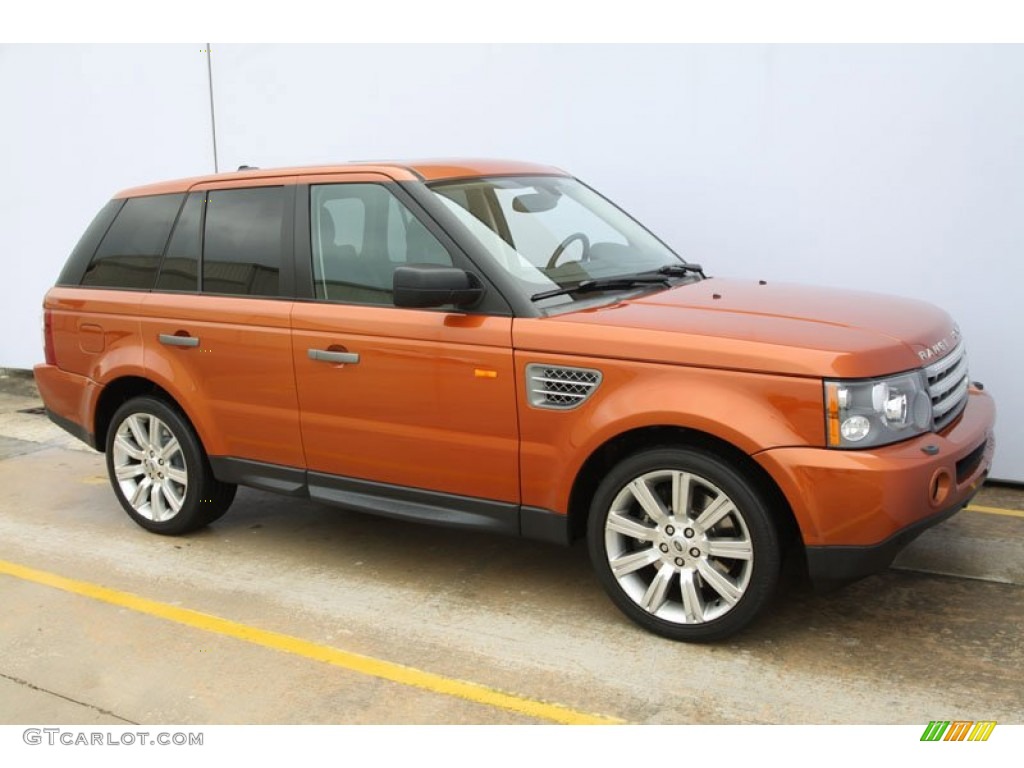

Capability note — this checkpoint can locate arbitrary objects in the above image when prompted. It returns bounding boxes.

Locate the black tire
[587,446,780,642]
[105,396,236,535]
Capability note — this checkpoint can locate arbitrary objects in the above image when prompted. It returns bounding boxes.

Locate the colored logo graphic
[920,721,997,742]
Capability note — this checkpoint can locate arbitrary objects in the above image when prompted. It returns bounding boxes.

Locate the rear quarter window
[56,199,125,287]
[80,194,185,290]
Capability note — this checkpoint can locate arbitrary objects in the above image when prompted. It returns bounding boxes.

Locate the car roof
[114,158,569,198]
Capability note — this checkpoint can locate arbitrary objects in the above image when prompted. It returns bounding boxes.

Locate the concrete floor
[0,379,1022,725]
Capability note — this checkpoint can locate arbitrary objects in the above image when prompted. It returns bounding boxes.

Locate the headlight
[824,371,932,448]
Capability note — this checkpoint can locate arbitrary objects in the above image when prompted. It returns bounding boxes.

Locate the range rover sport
[35,159,996,641]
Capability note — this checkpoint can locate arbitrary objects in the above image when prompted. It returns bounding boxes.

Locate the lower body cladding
[755,388,996,584]
[208,457,571,545]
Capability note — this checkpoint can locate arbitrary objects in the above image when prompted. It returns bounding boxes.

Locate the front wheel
[587,447,781,642]
[105,396,236,535]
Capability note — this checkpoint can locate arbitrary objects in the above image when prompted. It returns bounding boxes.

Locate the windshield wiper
[531,275,672,302]
[530,262,706,302]
[653,262,706,279]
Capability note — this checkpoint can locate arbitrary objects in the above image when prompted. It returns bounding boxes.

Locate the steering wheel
[546,232,592,269]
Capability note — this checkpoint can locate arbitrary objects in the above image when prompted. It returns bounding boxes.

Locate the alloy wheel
[111,413,188,522]
[603,468,755,625]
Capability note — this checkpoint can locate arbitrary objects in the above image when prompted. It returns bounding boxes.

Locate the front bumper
[755,387,995,584]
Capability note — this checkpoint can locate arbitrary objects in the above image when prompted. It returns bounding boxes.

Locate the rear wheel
[587,447,780,641]
[105,396,236,534]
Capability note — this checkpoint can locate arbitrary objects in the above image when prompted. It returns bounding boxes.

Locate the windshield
[428,175,686,305]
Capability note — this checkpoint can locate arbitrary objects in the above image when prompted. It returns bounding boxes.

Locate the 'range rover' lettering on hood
[917,325,962,362]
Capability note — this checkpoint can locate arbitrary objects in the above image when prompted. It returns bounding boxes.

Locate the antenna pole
[206,43,219,173]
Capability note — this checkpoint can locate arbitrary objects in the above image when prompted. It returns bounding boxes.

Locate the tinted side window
[57,199,125,286]
[155,192,203,292]
[81,194,184,289]
[203,186,285,297]
[311,184,452,304]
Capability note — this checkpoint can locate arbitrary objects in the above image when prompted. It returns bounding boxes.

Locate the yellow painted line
[0,559,622,725]
[966,504,1024,519]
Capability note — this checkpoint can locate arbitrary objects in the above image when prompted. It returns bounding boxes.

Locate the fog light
[841,415,870,442]
[930,468,952,507]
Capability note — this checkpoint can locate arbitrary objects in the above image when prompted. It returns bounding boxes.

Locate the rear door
[290,173,520,514]
[140,178,304,469]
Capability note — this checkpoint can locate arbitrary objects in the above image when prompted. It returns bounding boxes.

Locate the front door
[290,176,520,512]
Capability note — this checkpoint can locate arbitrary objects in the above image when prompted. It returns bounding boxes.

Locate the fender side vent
[526,364,602,410]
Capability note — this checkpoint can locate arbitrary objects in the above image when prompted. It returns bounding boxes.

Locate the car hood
[514,278,960,378]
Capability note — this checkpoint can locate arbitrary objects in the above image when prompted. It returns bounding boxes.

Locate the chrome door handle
[308,349,360,364]
[159,333,199,348]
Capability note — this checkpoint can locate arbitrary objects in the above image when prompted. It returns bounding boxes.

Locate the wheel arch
[567,426,802,554]
[94,376,197,453]
[101,384,237,534]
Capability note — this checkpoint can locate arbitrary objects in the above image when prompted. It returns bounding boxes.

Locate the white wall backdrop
[0,43,213,364]
[1,44,1021,479]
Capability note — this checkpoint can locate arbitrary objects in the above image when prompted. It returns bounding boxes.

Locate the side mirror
[393,265,485,309]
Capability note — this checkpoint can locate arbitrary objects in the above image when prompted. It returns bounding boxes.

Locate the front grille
[925,341,969,431]
[526,364,602,410]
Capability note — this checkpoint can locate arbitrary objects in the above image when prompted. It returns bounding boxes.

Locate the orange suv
[35,159,996,641]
